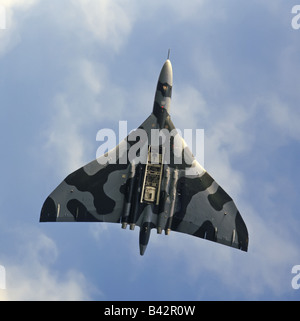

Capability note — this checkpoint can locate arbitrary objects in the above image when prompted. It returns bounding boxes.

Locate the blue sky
[0,0,300,300]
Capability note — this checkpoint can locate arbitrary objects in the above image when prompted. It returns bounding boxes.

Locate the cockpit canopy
[157,81,172,98]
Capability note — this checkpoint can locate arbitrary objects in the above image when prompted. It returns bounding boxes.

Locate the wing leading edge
[40,114,158,224]
[40,112,248,252]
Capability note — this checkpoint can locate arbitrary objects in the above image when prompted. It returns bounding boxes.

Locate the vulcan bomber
[40,56,249,255]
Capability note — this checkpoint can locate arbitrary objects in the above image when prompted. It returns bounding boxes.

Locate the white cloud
[147,201,300,299]
[172,85,208,130]
[0,0,40,56]
[2,0,39,8]
[0,7,18,56]
[133,0,224,26]
[1,0,137,57]
[70,0,135,51]
[207,104,253,155]
[237,204,299,297]
[3,267,90,301]
[44,94,87,175]
[262,95,300,142]
[0,228,92,300]
[80,59,103,95]
[43,57,129,176]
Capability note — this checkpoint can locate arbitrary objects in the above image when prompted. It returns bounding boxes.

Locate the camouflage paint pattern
[40,58,249,255]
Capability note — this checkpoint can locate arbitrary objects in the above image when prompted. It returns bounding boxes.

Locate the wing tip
[40,197,57,222]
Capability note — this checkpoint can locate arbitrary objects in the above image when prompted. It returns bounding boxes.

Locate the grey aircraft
[40,56,249,255]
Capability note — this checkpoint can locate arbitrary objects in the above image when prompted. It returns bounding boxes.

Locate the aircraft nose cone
[159,59,173,86]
